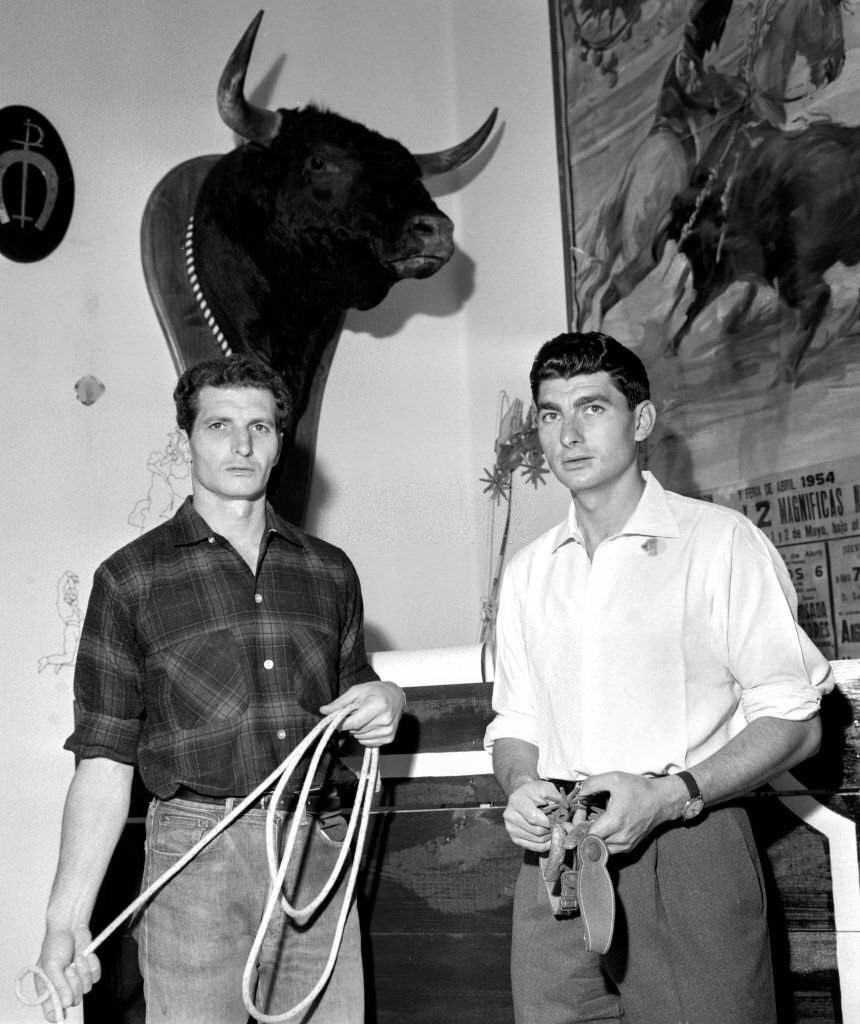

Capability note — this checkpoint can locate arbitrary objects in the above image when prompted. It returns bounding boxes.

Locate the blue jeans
[136,797,363,1024]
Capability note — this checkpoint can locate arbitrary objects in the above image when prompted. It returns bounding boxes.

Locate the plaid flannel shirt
[65,497,377,798]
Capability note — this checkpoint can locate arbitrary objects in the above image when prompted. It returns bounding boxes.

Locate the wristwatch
[677,770,705,821]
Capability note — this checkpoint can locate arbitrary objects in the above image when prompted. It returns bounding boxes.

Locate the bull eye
[306,154,332,175]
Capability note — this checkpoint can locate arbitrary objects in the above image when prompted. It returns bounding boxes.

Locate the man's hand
[578,771,687,855]
[502,778,565,853]
[36,927,100,1021]
[320,680,406,747]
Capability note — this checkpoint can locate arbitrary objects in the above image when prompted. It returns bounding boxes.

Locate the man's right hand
[502,779,563,852]
[37,927,100,1022]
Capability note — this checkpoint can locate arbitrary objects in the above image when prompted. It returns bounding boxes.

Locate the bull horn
[217,10,282,143]
[414,108,498,176]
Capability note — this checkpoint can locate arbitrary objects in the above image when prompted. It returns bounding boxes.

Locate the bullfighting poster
[550,11,860,1016]
[704,453,860,660]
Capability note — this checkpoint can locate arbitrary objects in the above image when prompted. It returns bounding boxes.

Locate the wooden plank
[360,810,519,933]
[373,775,505,812]
[379,683,494,755]
[367,934,513,1024]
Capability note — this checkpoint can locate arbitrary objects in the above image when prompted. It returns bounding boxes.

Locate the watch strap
[676,770,701,801]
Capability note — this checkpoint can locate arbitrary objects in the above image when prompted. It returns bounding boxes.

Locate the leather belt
[171,785,337,814]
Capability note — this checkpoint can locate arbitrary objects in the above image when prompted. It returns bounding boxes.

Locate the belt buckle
[258,790,312,813]
[255,786,332,814]
[259,791,290,812]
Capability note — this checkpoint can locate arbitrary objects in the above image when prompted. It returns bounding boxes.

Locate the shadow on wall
[346,247,477,338]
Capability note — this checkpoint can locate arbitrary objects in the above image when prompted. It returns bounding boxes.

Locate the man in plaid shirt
[35,355,405,1023]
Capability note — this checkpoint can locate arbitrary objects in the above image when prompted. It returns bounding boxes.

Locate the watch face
[682,797,705,821]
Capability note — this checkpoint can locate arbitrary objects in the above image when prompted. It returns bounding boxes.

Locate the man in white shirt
[484,332,832,1024]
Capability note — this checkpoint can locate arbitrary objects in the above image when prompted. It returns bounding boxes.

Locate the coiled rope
[16,708,378,1022]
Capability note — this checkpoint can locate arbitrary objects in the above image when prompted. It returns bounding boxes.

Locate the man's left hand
[320,681,406,747]
[577,771,687,855]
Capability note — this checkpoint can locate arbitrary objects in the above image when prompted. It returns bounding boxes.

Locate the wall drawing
[37,571,82,675]
[36,432,189,680]
[128,430,191,534]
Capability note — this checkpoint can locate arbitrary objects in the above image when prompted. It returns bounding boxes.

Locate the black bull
[141,11,497,524]
[661,120,860,384]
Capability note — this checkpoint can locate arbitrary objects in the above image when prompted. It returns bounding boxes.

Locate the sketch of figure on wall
[37,571,82,675]
[128,430,191,534]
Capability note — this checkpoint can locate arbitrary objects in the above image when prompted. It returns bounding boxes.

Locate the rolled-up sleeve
[483,560,540,753]
[64,563,145,763]
[721,521,833,722]
[337,557,379,692]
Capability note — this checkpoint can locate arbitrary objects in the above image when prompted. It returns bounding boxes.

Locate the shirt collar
[170,495,305,548]
[553,471,680,553]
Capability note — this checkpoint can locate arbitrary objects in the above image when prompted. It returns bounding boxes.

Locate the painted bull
[573,0,844,331]
[662,119,860,383]
[141,11,497,524]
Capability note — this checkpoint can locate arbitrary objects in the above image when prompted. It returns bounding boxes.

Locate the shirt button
[263,659,274,670]
[276,729,287,740]
[254,593,263,604]
[208,536,216,544]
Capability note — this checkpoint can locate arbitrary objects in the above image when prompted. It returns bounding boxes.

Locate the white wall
[308,3,571,648]
[1,3,567,1019]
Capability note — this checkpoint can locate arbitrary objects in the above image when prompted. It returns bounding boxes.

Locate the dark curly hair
[173,355,293,434]
[529,331,650,410]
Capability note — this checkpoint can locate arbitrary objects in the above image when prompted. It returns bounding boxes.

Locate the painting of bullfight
[550,0,860,499]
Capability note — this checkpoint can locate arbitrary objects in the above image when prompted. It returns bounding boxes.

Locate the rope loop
[15,965,65,1022]
[17,708,379,1023]
[243,711,379,1021]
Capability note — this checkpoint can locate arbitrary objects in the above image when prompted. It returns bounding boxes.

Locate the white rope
[244,712,378,1022]
[16,708,378,1022]
[15,966,66,1023]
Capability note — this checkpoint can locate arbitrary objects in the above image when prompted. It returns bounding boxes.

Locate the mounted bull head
[141,10,497,524]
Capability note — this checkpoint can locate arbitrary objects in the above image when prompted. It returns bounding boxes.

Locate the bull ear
[414,108,498,176]
[218,10,282,143]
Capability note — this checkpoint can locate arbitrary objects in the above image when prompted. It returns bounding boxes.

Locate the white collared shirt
[484,472,833,779]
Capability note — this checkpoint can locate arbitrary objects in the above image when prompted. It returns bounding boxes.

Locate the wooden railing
[87,648,859,1023]
[360,648,859,1024]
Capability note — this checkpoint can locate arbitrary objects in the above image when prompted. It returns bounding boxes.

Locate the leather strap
[539,786,616,953]
[540,825,616,954]
[171,785,337,815]
[576,834,615,954]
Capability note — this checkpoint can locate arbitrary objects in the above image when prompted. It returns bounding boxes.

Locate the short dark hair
[173,355,293,434]
[529,331,650,409]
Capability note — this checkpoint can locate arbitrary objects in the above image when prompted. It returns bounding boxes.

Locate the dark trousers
[511,805,776,1024]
